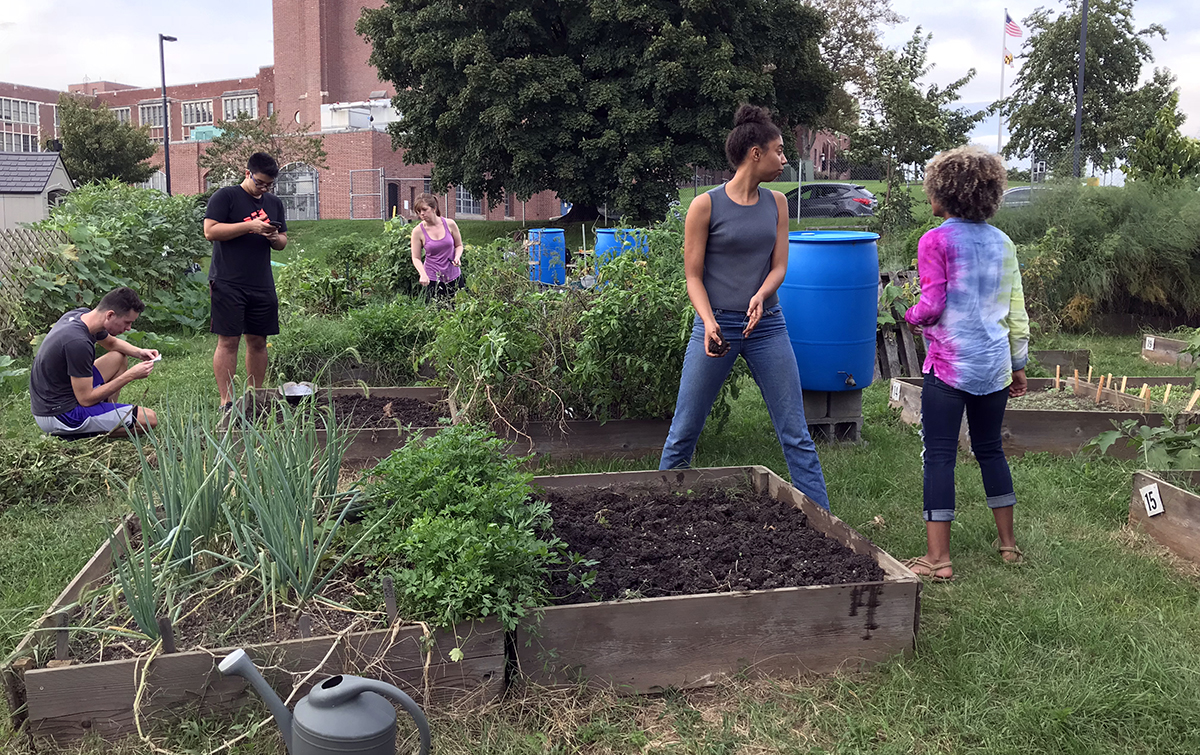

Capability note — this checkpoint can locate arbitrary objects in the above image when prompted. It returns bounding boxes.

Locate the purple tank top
[420,217,460,282]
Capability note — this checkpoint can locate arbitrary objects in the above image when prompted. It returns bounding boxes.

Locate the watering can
[219,648,431,755]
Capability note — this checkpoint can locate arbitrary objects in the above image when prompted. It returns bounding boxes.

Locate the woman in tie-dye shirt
[902,145,1030,582]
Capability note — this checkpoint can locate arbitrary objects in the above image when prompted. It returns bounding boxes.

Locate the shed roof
[0,152,68,194]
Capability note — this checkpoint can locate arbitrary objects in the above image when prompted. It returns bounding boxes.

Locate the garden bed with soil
[1141,334,1195,369]
[238,386,456,465]
[1130,471,1200,565]
[889,376,1198,458]
[516,467,920,693]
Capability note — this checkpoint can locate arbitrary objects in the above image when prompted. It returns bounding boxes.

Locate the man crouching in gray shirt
[30,287,160,437]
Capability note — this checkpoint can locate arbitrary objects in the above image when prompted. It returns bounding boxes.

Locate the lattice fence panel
[0,228,70,355]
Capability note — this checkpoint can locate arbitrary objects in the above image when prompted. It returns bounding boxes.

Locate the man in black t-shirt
[204,152,288,407]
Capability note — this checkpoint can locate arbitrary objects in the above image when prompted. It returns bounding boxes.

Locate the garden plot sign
[1144,336,1155,352]
[1140,482,1165,517]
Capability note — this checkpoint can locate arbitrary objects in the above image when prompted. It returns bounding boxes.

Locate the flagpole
[998,9,1007,153]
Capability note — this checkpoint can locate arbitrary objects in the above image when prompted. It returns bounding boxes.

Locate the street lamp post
[1072,1,1088,179]
[159,33,177,195]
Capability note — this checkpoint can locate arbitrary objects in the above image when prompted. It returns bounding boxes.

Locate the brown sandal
[992,538,1024,564]
[901,556,954,582]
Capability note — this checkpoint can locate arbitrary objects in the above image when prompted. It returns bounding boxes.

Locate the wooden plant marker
[1074,369,1080,392]
[1142,384,1151,412]
[1140,383,1150,399]
[1094,375,1105,403]
[1055,365,1061,391]
[1087,366,1093,383]
[157,617,177,654]
[1107,374,1114,389]
[1120,376,1128,393]
[1163,384,1172,406]
[383,576,398,626]
[54,612,69,662]
[1185,390,1200,413]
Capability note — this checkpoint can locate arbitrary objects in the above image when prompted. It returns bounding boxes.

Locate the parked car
[784,183,876,218]
[1001,186,1033,207]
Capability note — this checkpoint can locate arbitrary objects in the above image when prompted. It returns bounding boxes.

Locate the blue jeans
[659,307,830,510]
[921,371,1016,522]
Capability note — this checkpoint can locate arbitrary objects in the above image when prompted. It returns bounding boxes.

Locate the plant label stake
[890,380,901,402]
[1074,369,1080,392]
[383,576,397,626]
[1145,336,1155,352]
[1140,482,1165,517]
[1163,384,1172,405]
[54,611,69,662]
[1120,376,1128,393]
[1094,377,1104,404]
[1087,366,1093,383]
[1055,365,1061,391]
[1186,390,1200,413]
[157,616,177,654]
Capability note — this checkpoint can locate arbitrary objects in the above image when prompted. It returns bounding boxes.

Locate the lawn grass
[3,328,1200,753]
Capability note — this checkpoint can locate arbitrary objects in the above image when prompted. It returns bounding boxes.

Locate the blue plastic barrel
[595,228,648,268]
[777,231,880,391]
[528,228,566,285]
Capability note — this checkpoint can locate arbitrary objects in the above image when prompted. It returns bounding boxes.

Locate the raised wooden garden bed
[1,516,503,746]
[888,376,1197,459]
[1141,334,1194,369]
[514,466,921,692]
[497,418,672,460]
[1032,349,1090,375]
[1129,471,1200,565]
[238,386,457,465]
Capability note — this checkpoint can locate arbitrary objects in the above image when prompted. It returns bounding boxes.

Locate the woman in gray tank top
[659,105,830,510]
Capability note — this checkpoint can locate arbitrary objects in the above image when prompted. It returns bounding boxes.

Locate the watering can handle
[308,675,431,755]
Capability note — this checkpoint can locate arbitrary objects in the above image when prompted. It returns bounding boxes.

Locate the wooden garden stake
[1094,377,1104,403]
[1055,365,1061,391]
[383,575,398,626]
[1107,374,1113,390]
[1087,366,1093,383]
[157,616,177,654]
[1163,384,1172,405]
[1120,376,1128,393]
[1142,384,1151,412]
[1185,389,1200,413]
[1074,369,1080,392]
[54,611,69,662]
[1140,383,1149,399]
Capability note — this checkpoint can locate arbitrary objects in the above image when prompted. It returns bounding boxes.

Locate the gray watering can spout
[219,648,294,753]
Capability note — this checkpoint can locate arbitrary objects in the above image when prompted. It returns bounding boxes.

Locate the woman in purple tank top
[410,193,465,299]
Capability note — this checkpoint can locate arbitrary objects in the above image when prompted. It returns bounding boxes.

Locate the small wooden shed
[0,152,74,230]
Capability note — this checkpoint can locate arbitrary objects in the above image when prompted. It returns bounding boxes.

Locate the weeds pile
[0,436,139,511]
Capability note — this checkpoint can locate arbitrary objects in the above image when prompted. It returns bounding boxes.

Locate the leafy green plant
[0,355,28,394]
[275,257,363,316]
[362,217,421,298]
[876,280,919,326]
[363,423,588,631]
[1089,419,1200,469]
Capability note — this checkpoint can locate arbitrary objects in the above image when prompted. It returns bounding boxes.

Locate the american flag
[1005,12,1023,37]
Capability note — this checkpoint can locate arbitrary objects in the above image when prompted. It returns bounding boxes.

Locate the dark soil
[250,394,448,426]
[541,483,884,604]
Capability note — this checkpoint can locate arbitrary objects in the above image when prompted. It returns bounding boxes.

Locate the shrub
[363,217,422,298]
[269,315,359,383]
[275,257,363,317]
[26,181,210,340]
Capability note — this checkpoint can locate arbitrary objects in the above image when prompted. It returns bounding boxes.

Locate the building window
[1,97,40,125]
[455,185,482,216]
[52,105,59,129]
[1,132,39,152]
[182,99,213,126]
[139,103,164,128]
[267,102,274,117]
[112,107,131,124]
[422,176,431,194]
[222,94,258,121]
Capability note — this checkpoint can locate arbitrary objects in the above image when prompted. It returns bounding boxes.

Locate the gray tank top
[702,185,780,312]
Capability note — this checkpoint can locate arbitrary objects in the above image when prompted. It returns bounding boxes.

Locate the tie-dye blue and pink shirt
[904,218,1030,396]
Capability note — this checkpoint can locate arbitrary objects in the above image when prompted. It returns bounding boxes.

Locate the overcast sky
[2,0,1196,144]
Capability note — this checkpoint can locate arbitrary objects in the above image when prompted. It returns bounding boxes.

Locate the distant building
[0,0,563,222]
[0,152,73,230]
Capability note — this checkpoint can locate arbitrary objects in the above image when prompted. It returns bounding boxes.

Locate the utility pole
[159,33,177,195]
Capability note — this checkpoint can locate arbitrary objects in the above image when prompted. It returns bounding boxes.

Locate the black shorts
[210,280,280,337]
[427,275,465,301]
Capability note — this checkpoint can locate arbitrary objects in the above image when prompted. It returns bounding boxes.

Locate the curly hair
[725,104,782,168]
[923,145,1008,221]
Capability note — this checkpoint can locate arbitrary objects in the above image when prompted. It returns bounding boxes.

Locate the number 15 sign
[1139,482,1165,517]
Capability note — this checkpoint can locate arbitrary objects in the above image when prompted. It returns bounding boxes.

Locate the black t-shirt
[30,308,100,416]
[204,185,287,290]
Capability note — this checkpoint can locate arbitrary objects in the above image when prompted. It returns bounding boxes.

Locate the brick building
[0,0,564,222]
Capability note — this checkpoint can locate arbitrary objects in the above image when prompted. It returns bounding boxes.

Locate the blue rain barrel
[595,228,648,268]
[528,228,566,285]
[777,231,880,392]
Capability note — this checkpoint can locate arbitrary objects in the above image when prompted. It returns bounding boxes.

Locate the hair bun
[734,104,772,127]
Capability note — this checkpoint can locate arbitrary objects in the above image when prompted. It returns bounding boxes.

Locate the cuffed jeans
[921,371,1016,522]
[659,307,830,510]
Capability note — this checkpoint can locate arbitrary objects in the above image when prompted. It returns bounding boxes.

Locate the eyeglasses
[247,172,274,190]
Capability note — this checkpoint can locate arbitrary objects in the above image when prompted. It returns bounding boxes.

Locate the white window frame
[181,99,213,127]
[222,94,258,121]
[112,107,131,124]
[1,97,40,125]
[455,185,483,217]
[139,103,164,128]
[1,132,39,152]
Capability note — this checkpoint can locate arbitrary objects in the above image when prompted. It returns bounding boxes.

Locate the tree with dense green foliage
[56,95,157,185]
[197,113,328,184]
[357,0,834,221]
[1124,93,1200,185]
[998,0,1174,169]
[846,29,984,189]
